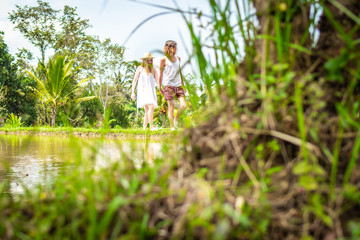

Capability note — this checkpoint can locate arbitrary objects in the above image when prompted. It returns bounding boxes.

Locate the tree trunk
[44,104,48,125]
[40,45,49,125]
[51,106,56,126]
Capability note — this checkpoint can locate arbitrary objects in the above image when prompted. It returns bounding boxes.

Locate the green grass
[0,148,172,239]
[0,133,270,240]
[0,126,181,138]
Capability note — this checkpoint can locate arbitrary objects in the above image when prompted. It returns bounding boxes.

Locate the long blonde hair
[141,59,154,75]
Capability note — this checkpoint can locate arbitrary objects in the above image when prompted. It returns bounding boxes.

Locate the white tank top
[162,56,181,87]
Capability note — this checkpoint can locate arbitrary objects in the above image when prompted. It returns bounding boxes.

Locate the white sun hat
[140,52,154,60]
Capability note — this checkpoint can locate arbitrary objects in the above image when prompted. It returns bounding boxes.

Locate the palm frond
[73,96,96,103]
[26,70,48,95]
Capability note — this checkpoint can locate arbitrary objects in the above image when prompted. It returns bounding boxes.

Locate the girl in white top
[161,53,182,87]
[159,40,187,131]
[131,52,159,131]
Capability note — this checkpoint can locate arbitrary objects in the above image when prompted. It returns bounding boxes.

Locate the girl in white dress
[131,52,159,130]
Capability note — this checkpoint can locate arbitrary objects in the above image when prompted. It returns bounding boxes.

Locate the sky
[0,0,211,74]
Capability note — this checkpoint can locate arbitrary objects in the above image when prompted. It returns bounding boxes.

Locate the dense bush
[108,95,131,128]
[17,75,37,125]
[0,32,37,124]
[78,88,104,127]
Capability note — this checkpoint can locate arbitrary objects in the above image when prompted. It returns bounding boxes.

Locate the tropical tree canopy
[0,31,37,124]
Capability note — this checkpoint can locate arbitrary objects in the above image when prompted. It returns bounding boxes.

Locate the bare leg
[147,104,155,129]
[175,96,187,127]
[167,100,175,129]
[143,105,149,130]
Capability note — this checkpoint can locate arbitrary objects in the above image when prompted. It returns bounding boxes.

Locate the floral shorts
[163,86,185,100]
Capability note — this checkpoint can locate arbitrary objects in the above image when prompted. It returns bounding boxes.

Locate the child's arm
[131,66,141,101]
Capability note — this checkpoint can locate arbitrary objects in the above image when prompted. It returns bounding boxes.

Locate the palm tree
[27,55,94,126]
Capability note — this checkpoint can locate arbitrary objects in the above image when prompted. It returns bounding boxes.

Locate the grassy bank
[0,126,179,139]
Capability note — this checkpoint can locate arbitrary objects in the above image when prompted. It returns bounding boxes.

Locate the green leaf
[97,197,126,234]
[293,161,310,175]
[310,194,333,227]
[272,63,289,72]
[299,175,318,191]
[265,166,283,176]
[312,164,326,176]
[324,50,349,82]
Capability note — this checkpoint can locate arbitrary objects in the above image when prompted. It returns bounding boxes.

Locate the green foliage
[79,87,103,127]
[348,221,360,240]
[127,106,144,129]
[55,5,91,56]
[56,102,82,127]
[8,0,93,69]
[324,49,349,82]
[0,32,22,117]
[0,127,177,137]
[9,0,58,63]
[27,55,94,126]
[15,48,34,72]
[179,0,360,238]
[4,113,23,128]
[153,89,168,127]
[109,101,130,128]
[8,1,138,127]
[114,60,139,93]
[0,32,37,125]
[17,74,38,125]
[0,134,268,239]
[0,146,164,239]
[94,38,127,115]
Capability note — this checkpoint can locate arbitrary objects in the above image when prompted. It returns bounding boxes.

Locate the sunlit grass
[0,126,181,137]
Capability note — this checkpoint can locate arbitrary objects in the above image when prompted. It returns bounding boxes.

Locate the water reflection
[0,134,164,195]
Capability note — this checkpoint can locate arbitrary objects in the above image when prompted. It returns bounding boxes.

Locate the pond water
[0,134,164,195]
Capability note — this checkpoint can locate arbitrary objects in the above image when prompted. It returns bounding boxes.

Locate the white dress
[136,67,158,108]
